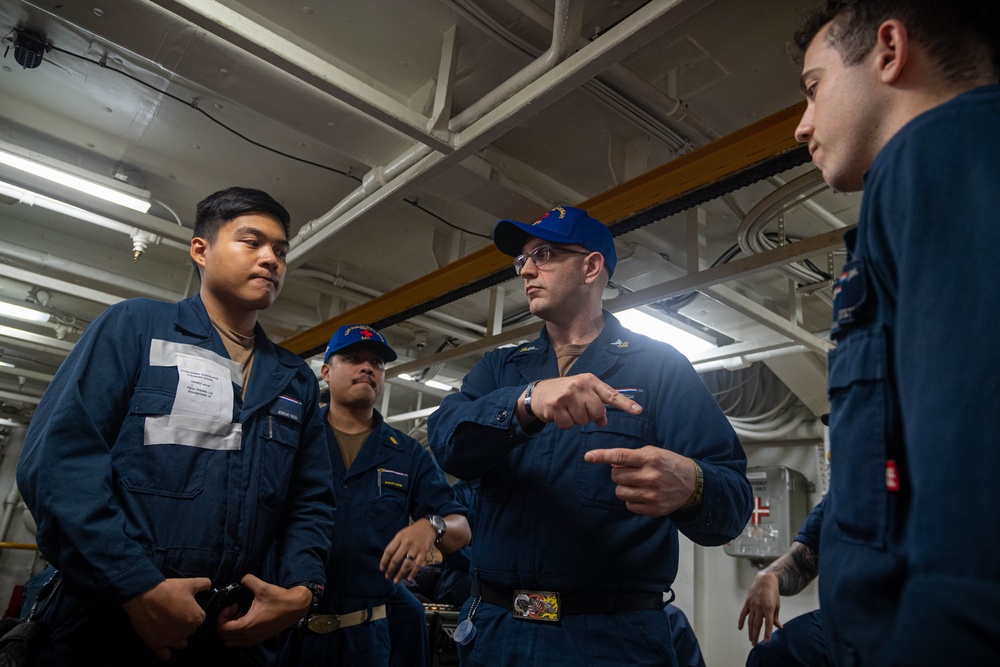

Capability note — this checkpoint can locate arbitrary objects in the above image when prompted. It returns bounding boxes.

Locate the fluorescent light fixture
[0,301,50,323]
[0,361,13,368]
[0,145,151,213]
[425,380,453,391]
[397,373,415,381]
[615,308,717,359]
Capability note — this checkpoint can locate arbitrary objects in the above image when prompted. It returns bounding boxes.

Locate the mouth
[251,274,278,288]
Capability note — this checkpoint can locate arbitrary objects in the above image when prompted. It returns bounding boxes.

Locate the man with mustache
[278,324,470,666]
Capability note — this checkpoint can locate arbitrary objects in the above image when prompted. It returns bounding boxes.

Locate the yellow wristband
[682,458,704,509]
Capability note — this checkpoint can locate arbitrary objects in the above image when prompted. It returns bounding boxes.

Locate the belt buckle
[306,615,340,634]
[512,589,560,622]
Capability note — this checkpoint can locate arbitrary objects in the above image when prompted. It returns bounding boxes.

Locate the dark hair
[793,0,999,84]
[194,187,291,242]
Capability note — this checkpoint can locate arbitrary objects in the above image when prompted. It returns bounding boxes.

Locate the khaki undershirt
[332,425,373,471]
[212,322,255,399]
[554,343,586,377]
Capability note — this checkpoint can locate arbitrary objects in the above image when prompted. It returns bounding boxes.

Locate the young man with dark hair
[793,2,1000,663]
[17,186,336,665]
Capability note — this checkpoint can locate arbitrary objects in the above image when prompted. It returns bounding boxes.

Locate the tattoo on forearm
[767,541,819,596]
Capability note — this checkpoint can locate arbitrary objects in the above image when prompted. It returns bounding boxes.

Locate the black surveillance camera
[13,28,49,69]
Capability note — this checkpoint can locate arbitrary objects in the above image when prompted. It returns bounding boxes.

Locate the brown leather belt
[304,604,387,633]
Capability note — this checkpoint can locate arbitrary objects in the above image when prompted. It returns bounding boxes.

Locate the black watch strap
[288,581,324,608]
[523,379,542,418]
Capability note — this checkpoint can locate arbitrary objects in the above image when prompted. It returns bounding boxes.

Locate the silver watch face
[429,515,446,540]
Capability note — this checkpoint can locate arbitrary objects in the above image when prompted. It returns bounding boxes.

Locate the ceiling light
[0,360,13,368]
[615,308,717,359]
[425,380,452,391]
[0,141,151,213]
[0,302,50,323]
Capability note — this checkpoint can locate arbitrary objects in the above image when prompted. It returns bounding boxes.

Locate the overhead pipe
[293,269,486,341]
[492,0,719,144]
[150,0,454,153]
[290,0,583,252]
[289,0,706,266]
[0,243,182,304]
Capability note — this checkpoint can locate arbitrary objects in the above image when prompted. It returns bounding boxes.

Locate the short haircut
[793,0,999,84]
[194,187,291,243]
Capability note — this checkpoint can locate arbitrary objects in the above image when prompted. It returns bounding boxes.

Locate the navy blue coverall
[282,408,466,666]
[820,84,1000,665]
[16,294,335,665]
[428,312,752,666]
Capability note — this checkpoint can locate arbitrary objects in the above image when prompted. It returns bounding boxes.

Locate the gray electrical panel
[725,466,810,562]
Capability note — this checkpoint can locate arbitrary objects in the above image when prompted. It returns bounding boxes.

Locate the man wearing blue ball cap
[278,324,470,667]
[429,206,752,665]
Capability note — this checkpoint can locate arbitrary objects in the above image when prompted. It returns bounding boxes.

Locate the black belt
[476,579,664,618]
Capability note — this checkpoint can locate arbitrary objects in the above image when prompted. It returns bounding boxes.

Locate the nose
[519,255,539,278]
[794,105,814,144]
[258,245,279,269]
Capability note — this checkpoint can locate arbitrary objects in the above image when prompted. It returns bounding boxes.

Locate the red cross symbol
[751,497,770,525]
[360,328,374,339]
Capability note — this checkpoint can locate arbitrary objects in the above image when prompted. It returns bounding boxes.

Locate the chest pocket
[121,388,208,498]
[827,331,890,547]
[258,396,303,511]
[575,411,655,510]
[831,259,874,341]
[367,468,410,547]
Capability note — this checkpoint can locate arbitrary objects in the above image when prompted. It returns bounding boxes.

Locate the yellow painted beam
[280,100,808,356]
[584,100,806,224]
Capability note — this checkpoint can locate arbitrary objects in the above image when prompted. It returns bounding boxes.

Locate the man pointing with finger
[428,206,752,666]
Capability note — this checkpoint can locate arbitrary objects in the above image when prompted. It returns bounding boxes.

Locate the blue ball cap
[492,206,617,278]
[323,324,397,364]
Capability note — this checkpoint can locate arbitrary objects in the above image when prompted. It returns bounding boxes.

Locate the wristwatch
[287,581,324,609]
[426,515,447,544]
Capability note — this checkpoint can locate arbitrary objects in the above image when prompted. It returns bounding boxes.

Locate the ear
[320,363,331,384]
[582,252,605,285]
[190,236,209,273]
[874,19,909,84]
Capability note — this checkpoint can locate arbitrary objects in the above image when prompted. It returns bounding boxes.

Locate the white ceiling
[0,0,859,431]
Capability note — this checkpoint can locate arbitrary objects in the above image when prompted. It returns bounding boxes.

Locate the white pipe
[384,406,439,425]
[290,0,582,253]
[732,410,811,441]
[291,269,485,340]
[501,0,719,142]
[691,345,811,374]
[0,244,182,304]
[291,1,700,266]
[0,484,22,542]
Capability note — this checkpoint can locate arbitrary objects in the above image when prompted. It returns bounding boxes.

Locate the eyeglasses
[514,244,591,275]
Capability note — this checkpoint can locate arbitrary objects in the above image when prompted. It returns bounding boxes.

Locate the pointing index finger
[584,447,639,467]
[604,387,642,415]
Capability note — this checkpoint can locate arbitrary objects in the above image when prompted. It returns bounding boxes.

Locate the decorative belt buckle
[306,615,340,633]
[512,590,560,622]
